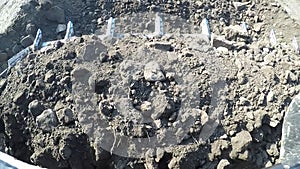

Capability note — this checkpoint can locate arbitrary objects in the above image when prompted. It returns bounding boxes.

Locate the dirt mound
[0,1,300,169]
[0,29,299,168]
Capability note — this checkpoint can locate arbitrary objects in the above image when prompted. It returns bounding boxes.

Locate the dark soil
[0,1,300,169]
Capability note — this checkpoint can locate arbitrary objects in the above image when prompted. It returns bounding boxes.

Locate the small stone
[239,97,249,106]
[269,119,280,128]
[12,44,22,54]
[144,61,165,82]
[25,23,37,35]
[211,34,235,49]
[28,100,45,117]
[72,67,91,83]
[44,71,55,83]
[216,47,229,54]
[39,0,53,10]
[238,150,250,160]
[224,25,248,37]
[246,112,254,120]
[267,91,274,102]
[64,51,76,59]
[54,101,65,111]
[288,71,298,82]
[140,101,152,112]
[56,108,75,124]
[153,120,162,128]
[13,90,26,105]
[36,109,58,132]
[230,130,252,159]
[266,144,279,157]
[209,140,229,160]
[20,35,34,48]
[253,23,264,32]
[220,134,228,139]
[56,24,66,33]
[237,73,247,85]
[81,41,107,61]
[60,76,71,85]
[46,6,65,23]
[217,159,230,169]
[264,54,275,66]
[254,110,267,128]
[97,18,103,25]
[258,93,265,106]
[155,148,165,162]
[27,73,36,84]
[229,130,235,136]
[150,94,168,120]
[165,72,175,80]
[200,110,208,125]
[265,161,273,168]
[232,1,250,11]
[246,122,254,132]
[59,145,72,160]
[0,79,7,91]
[146,42,173,51]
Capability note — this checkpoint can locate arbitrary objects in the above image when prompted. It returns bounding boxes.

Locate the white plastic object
[270,29,277,46]
[106,17,115,37]
[201,18,211,39]
[241,22,248,34]
[292,36,299,53]
[33,29,42,51]
[64,21,74,40]
[7,47,30,68]
[155,13,164,36]
[0,151,45,169]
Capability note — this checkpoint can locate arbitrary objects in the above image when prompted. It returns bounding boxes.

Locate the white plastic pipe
[0,151,45,169]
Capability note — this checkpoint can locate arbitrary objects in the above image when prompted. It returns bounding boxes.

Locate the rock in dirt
[44,71,55,83]
[56,108,75,125]
[144,61,165,82]
[211,34,235,49]
[230,130,252,159]
[39,0,53,10]
[46,6,65,23]
[146,42,173,51]
[36,109,58,132]
[56,24,66,34]
[28,100,45,117]
[80,41,107,61]
[232,1,251,11]
[209,140,229,160]
[267,91,274,102]
[12,44,22,54]
[0,79,7,91]
[266,143,279,157]
[217,159,230,169]
[20,35,34,48]
[25,23,37,35]
[13,90,26,105]
[253,23,264,32]
[0,0,31,34]
[59,144,72,160]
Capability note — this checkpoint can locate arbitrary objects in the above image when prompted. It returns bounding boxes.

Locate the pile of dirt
[0,1,300,169]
